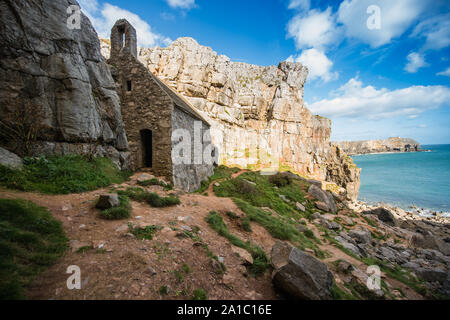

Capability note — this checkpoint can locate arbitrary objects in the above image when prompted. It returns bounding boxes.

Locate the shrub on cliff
[0,155,131,194]
[0,198,68,300]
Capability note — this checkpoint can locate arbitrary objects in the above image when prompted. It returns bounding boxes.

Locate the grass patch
[214,171,310,220]
[195,166,241,193]
[128,223,162,240]
[0,198,68,300]
[331,283,357,300]
[118,187,180,208]
[159,286,168,295]
[192,289,207,300]
[138,178,173,191]
[206,211,269,277]
[98,195,131,220]
[0,155,131,194]
[233,198,323,257]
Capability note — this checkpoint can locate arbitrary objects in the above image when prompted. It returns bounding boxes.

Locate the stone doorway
[140,129,153,168]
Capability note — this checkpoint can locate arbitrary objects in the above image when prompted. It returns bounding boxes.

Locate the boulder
[96,194,120,210]
[417,268,447,284]
[335,236,362,257]
[308,185,337,213]
[0,147,23,169]
[349,228,372,244]
[362,207,397,226]
[271,241,334,300]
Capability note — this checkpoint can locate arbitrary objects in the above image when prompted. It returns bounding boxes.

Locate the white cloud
[308,77,450,119]
[404,52,428,73]
[290,48,338,82]
[166,0,195,9]
[288,0,310,11]
[337,0,427,48]
[437,67,450,77]
[411,13,450,51]
[287,7,339,50]
[79,1,172,47]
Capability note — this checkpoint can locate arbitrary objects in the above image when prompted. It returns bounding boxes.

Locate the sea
[351,144,450,216]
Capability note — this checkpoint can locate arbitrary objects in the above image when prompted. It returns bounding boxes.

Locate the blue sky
[79,0,450,144]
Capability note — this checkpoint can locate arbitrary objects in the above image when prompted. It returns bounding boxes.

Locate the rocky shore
[343,199,450,297]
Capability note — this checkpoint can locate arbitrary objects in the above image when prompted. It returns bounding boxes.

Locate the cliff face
[0,0,129,169]
[102,37,360,200]
[335,138,421,156]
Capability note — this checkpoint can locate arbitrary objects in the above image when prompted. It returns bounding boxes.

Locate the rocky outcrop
[101,37,360,200]
[0,0,129,168]
[271,241,334,300]
[308,184,337,213]
[335,138,421,156]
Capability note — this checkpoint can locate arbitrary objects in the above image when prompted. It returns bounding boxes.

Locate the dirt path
[0,177,277,300]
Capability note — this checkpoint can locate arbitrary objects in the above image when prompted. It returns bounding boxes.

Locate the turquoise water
[351,144,450,213]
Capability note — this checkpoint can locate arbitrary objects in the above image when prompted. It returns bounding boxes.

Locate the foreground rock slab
[271,241,334,300]
[0,147,23,169]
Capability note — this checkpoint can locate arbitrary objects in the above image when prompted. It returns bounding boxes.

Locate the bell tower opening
[140,129,153,168]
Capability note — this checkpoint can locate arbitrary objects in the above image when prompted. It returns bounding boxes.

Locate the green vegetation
[331,283,357,300]
[192,288,207,300]
[214,171,309,219]
[0,199,68,300]
[233,199,323,257]
[159,286,168,295]
[206,211,269,276]
[195,166,241,193]
[138,178,173,191]
[182,263,190,274]
[0,155,130,194]
[128,223,162,240]
[98,195,131,220]
[268,172,292,187]
[118,187,180,208]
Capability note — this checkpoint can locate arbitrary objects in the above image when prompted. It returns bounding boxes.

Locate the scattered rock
[180,225,193,232]
[315,201,329,212]
[337,260,353,274]
[115,224,129,233]
[137,173,155,182]
[146,266,157,276]
[70,240,92,253]
[279,195,290,203]
[271,241,334,300]
[232,246,253,265]
[296,202,306,212]
[342,216,354,225]
[296,224,308,233]
[96,194,119,210]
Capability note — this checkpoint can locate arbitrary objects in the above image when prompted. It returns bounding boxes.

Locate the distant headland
[334,137,422,156]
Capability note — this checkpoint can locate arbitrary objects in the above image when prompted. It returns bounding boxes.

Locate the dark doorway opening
[140,129,152,168]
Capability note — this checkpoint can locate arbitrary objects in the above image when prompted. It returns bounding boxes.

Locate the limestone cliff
[102,37,361,200]
[335,138,421,156]
[0,0,130,169]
